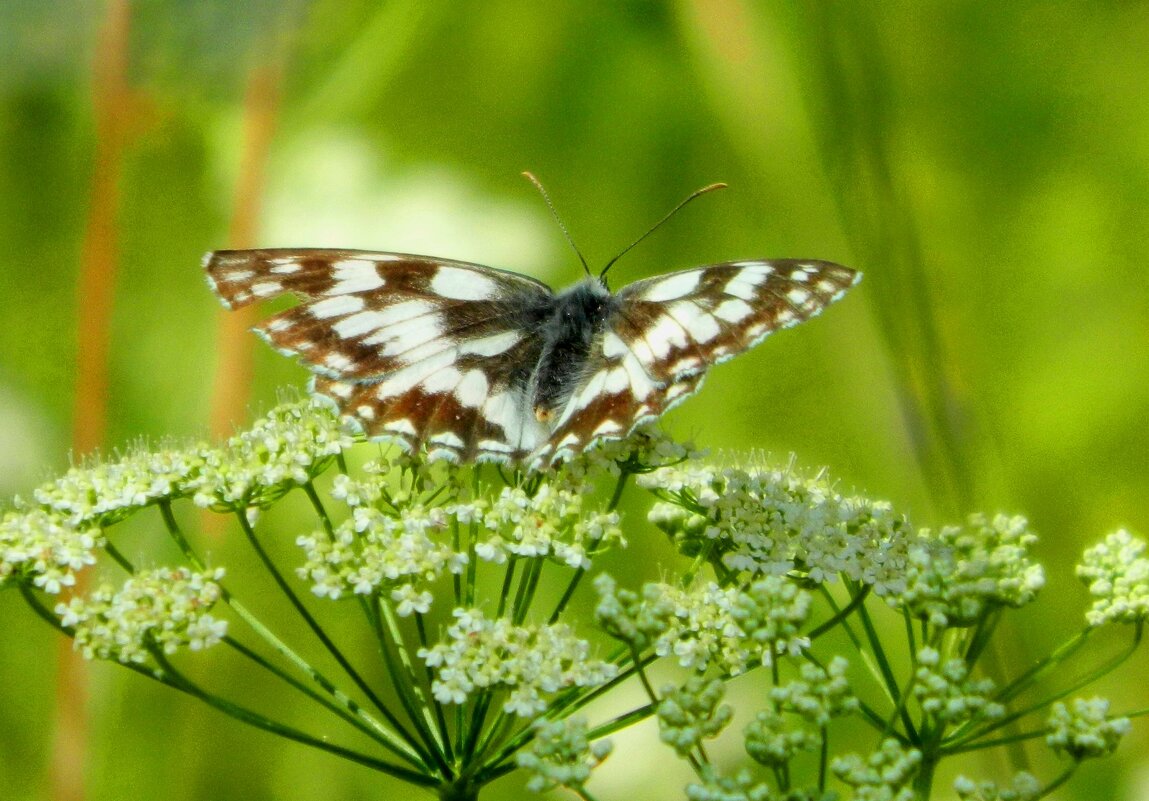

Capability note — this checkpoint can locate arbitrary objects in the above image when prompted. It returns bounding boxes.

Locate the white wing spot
[789,269,811,283]
[251,281,283,298]
[775,308,798,327]
[430,431,465,449]
[373,316,445,357]
[556,432,581,449]
[786,288,811,306]
[602,331,628,358]
[640,271,702,302]
[620,353,657,399]
[724,274,765,300]
[356,404,376,420]
[384,419,418,437]
[430,266,498,301]
[576,369,609,411]
[669,301,721,343]
[333,310,392,339]
[604,366,630,394]
[330,260,385,294]
[310,295,365,319]
[375,349,457,399]
[422,366,464,395]
[713,298,754,323]
[593,419,623,437]
[323,352,353,371]
[478,439,513,454]
[269,262,301,275]
[460,330,521,357]
[644,315,688,358]
[454,369,489,408]
[219,269,254,283]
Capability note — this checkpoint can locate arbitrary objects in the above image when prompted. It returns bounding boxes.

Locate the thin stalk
[160,502,423,760]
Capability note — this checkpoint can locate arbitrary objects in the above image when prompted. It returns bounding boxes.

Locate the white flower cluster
[469,483,623,569]
[954,772,1041,801]
[685,767,773,801]
[896,514,1045,626]
[189,400,353,510]
[0,508,104,593]
[831,738,922,801]
[743,658,857,768]
[295,505,465,605]
[639,461,912,593]
[32,446,205,527]
[595,574,812,674]
[1076,529,1149,626]
[556,423,698,481]
[1045,697,1131,760]
[418,608,618,717]
[770,656,858,727]
[515,715,613,793]
[56,566,228,664]
[912,647,1003,726]
[657,676,733,757]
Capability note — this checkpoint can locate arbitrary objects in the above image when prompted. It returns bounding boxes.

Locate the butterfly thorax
[530,279,619,423]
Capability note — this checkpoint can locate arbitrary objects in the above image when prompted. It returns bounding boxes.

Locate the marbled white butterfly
[204,187,859,465]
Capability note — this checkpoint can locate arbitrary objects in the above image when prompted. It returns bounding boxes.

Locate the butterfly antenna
[523,171,593,279]
[599,182,727,281]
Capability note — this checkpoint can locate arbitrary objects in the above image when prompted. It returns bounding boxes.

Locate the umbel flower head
[638,459,913,594]
[1076,528,1149,626]
[56,566,228,665]
[0,508,103,593]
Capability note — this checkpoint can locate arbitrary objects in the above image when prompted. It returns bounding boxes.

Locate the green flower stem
[157,502,427,765]
[461,687,498,765]
[233,508,405,732]
[962,606,1001,666]
[511,556,544,626]
[995,629,1091,704]
[219,634,415,755]
[102,537,135,573]
[18,584,71,631]
[956,622,1143,748]
[495,557,518,618]
[939,727,1047,755]
[851,583,919,739]
[1038,765,1078,799]
[548,566,586,624]
[808,583,870,640]
[587,701,656,741]
[415,611,455,765]
[147,648,436,786]
[376,596,452,773]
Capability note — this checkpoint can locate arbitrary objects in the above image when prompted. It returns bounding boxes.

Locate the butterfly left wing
[205,248,556,461]
[531,259,860,464]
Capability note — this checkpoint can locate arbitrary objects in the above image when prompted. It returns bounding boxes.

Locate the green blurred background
[1,2,1147,799]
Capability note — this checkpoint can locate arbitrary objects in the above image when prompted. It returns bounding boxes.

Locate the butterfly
[204,243,859,466]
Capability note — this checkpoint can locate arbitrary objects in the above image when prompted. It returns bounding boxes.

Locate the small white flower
[1077,529,1149,626]
[57,566,228,664]
[1046,697,1131,760]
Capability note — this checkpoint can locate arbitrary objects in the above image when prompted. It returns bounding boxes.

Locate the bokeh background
[1,2,1147,800]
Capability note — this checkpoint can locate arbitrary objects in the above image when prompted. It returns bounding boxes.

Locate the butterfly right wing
[205,248,555,461]
[531,259,859,464]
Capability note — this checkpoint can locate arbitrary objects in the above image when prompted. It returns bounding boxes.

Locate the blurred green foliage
[1,2,1146,799]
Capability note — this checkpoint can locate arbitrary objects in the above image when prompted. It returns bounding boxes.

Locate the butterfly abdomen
[530,280,619,423]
